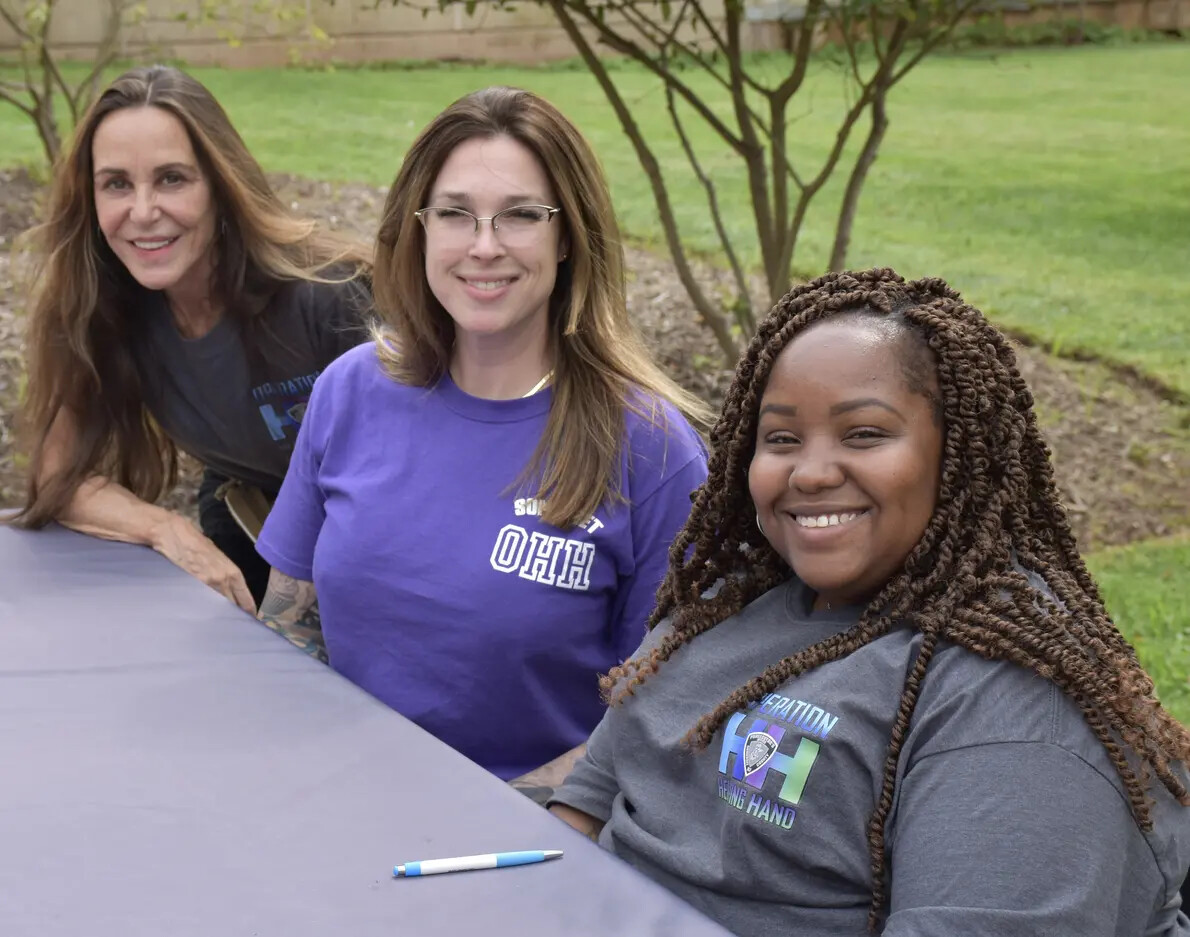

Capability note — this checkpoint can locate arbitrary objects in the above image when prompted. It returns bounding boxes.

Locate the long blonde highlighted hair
[12,64,371,528]
[373,86,710,528]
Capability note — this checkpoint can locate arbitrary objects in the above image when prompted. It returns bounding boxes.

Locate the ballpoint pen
[393,849,563,877]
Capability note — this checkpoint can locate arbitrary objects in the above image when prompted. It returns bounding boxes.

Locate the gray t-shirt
[552,577,1190,937]
[133,277,371,490]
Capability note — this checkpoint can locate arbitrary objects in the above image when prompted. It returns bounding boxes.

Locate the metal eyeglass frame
[413,204,562,237]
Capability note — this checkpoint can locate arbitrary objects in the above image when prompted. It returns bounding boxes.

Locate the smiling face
[91,105,217,298]
[748,317,944,610]
[422,134,564,350]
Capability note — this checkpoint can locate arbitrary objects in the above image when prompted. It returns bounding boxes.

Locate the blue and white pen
[394,849,562,877]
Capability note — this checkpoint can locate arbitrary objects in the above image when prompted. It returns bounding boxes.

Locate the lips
[782,508,870,531]
[794,510,867,529]
[130,236,179,252]
[458,275,517,291]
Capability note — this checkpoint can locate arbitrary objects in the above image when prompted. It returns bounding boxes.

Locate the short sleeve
[883,741,1172,937]
[548,710,621,823]
[255,368,335,581]
[610,415,707,661]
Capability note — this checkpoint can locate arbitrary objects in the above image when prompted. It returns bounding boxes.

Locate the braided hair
[602,268,1190,931]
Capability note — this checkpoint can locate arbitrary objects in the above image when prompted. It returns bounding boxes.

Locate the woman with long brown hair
[255,86,710,785]
[550,269,1190,935]
[11,65,372,612]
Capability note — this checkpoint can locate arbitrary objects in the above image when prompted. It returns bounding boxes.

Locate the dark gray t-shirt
[133,277,371,490]
[553,578,1190,937]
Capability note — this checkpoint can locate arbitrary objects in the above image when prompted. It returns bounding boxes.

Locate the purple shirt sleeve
[610,451,706,661]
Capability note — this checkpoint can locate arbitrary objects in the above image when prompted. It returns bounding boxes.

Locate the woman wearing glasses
[255,87,710,784]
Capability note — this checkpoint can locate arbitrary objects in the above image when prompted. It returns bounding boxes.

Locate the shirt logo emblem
[743,731,778,775]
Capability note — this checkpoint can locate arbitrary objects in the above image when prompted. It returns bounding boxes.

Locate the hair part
[11,65,372,529]
[603,268,1190,931]
[371,85,710,528]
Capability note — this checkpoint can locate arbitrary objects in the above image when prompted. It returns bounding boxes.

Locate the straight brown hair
[372,86,711,528]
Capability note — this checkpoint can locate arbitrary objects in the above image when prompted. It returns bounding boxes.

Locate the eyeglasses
[413,204,561,247]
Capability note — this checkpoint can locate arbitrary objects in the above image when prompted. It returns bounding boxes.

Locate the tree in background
[0,0,326,166]
[0,0,142,164]
[402,0,978,358]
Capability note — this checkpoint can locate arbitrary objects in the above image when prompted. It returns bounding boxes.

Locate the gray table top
[0,523,731,937]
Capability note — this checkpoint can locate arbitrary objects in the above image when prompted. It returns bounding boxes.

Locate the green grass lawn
[3,44,1186,392]
[1088,534,1190,727]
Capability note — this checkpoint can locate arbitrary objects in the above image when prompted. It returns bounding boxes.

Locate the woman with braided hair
[549,268,1190,936]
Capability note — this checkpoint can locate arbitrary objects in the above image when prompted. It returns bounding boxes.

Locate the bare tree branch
[0,2,32,39]
[829,87,888,271]
[72,0,127,117]
[722,4,779,297]
[546,0,740,359]
[826,0,866,89]
[774,0,824,104]
[665,74,754,334]
[688,0,728,55]
[769,0,826,288]
[689,0,767,95]
[868,0,887,61]
[892,1,982,85]
[0,85,36,118]
[41,37,78,123]
[556,0,749,153]
[0,77,30,95]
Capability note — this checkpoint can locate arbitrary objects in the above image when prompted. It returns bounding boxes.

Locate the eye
[764,430,800,446]
[431,207,474,225]
[160,171,185,186]
[101,177,130,191]
[501,206,549,223]
[845,428,889,445]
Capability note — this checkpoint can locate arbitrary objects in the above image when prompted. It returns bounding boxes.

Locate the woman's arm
[545,716,620,842]
[549,803,605,841]
[509,743,588,803]
[883,741,1177,936]
[43,409,255,612]
[257,567,326,661]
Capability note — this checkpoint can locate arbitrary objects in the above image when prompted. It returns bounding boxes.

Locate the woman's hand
[150,512,255,613]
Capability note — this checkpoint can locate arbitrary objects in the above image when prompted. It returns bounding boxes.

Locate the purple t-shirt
[256,343,707,779]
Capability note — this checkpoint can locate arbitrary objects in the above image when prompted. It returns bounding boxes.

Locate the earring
[755,512,764,535]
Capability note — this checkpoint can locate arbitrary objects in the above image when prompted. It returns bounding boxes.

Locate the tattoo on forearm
[258,569,327,663]
[258,570,313,622]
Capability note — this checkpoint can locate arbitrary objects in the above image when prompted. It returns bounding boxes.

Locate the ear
[558,233,570,264]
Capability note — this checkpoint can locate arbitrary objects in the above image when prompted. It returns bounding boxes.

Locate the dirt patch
[1,168,1186,547]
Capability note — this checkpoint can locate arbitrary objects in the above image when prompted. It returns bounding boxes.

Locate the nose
[129,185,158,225]
[468,217,505,258]
[787,443,845,493]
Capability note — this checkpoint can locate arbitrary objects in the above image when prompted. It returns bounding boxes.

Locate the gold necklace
[521,370,554,398]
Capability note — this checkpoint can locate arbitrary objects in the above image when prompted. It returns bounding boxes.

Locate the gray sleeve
[548,711,620,823]
[884,741,1170,937]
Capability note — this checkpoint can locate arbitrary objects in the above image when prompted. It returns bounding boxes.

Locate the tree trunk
[34,99,61,165]
[829,90,888,273]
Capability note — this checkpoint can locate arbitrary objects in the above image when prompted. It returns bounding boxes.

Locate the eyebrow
[829,397,905,419]
[432,190,547,207]
[93,161,196,178]
[758,403,797,417]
